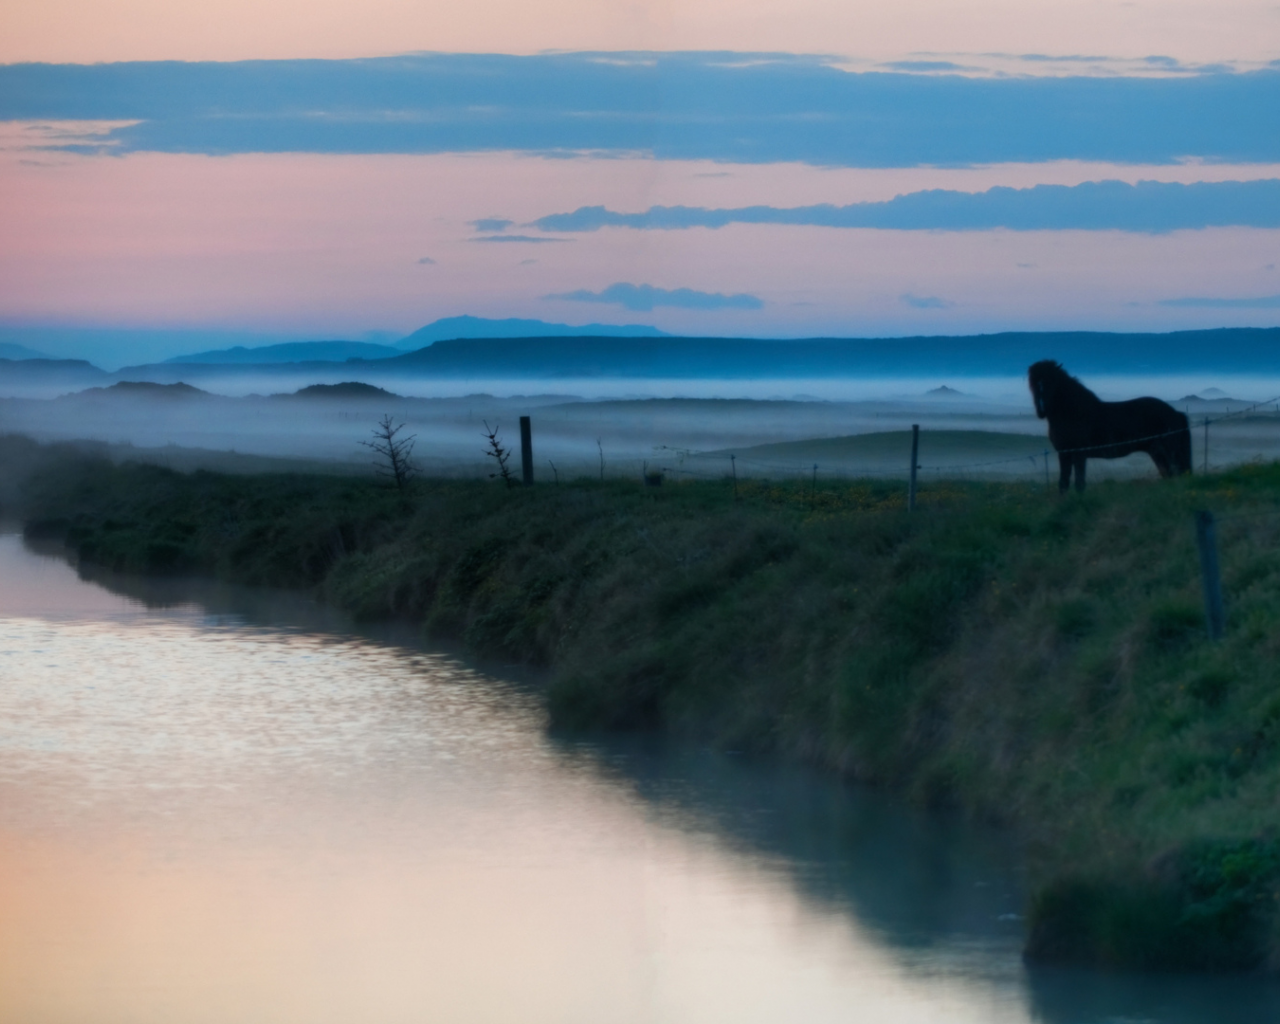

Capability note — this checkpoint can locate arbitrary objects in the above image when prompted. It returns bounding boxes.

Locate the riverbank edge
[6,434,1280,973]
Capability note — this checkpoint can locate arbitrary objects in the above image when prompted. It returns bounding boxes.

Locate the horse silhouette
[1028,360,1192,493]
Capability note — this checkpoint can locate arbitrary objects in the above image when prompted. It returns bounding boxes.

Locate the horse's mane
[1028,359,1100,415]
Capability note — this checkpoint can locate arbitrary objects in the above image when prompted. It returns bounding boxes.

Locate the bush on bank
[6,432,1280,972]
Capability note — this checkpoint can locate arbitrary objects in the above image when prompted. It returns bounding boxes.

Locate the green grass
[8,431,1280,971]
[715,427,1049,463]
[690,428,1058,480]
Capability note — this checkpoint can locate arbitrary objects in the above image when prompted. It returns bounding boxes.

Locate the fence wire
[640,396,1280,485]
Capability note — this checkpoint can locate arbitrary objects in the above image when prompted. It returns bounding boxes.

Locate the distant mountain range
[0,357,109,390]
[163,340,402,364]
[3,327,1279,397]
[0,317,671,370]
[372,328,1280,378]
[149,317,669,364]
[395,316,670,349]
[0,342,52,361]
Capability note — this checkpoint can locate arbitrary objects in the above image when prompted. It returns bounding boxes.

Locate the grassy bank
[6,433,1280,971]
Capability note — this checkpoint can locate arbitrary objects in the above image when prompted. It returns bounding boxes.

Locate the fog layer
[3,377,1277,483]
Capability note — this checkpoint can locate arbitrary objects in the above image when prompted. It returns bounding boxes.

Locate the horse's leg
[1179,427,1193,475]
[1058,452,1072,494]
[1151,447,1172,478]
[1074,456,1087,493]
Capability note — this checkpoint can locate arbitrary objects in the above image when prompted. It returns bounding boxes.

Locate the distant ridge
[372,327,1280,378]
[9,327,1280,395]
[156,321,671,364]
[287,382,401,399]
[397,315,669,349]
[0,357,109,392]
[0,342,51,361]
[75,381,210,398]
[165,340,401,364]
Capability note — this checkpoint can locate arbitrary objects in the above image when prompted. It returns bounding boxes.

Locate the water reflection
[570,737,1027,952]
[569,740,1280,1024]
[2,530,1277,1023]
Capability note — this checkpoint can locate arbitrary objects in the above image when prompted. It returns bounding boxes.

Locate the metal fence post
[1195,510,1225,640]
[908,424,919,512]
[519,416,534,486]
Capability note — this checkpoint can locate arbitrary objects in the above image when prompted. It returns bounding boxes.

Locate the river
[1,528,1277,1023]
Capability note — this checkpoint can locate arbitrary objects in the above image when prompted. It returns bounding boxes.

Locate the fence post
[1194,510,1226,640]
[1203,417,1210,475]
[810,464,818,509]
[908,424,919,512]
[519,416,534,486]
[730,454,738,501]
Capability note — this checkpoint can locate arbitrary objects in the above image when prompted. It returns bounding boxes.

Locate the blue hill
[375,328,1280,378]
[22,327,1280,391]
[0,342,52,361]
[398,316,669,349]
[165,341,401,364]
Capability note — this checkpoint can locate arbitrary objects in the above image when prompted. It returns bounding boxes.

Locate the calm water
[1,531,1278,1023]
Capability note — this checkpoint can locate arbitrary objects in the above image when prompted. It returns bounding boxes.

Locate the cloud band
[531,179,1280,234]
[545,282,764,311]
[3,54,1278,167]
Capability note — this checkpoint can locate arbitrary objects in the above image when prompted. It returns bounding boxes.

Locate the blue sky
[2,39,1279,360]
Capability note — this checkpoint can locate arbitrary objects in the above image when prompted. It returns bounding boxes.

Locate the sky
[1,0,1279,361]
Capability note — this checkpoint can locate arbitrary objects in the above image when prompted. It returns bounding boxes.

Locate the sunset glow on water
[0,533,1039,1022]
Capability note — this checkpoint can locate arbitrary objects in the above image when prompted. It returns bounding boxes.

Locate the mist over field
[6,321,1280,489]
[4,372,1278,484]
[4,325,1280,481]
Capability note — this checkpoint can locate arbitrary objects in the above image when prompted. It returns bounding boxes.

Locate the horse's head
[1027,360,1063,419]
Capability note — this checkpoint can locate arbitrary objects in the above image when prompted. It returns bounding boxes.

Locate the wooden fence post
[908,424,919,512]
[1203,417,1210,475]
[1195,510,1225,640]
[519,416,534,486]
